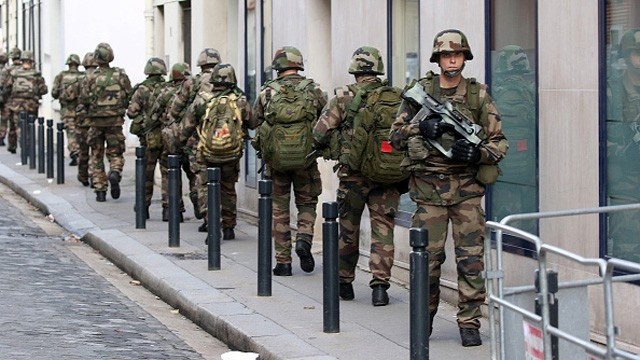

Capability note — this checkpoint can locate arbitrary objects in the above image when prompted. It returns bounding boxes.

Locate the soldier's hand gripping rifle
[401,82,492,159]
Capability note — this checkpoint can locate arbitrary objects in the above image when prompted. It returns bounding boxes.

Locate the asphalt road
[0,182,231,360]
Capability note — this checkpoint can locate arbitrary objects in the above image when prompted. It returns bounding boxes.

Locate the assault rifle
[401,82,493,159]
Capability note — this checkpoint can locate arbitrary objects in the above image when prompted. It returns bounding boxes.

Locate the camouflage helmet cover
[495,45,531,74]
[20,50,34,62]
[66,53,81,65]
[94,42,114,63]
[170,62,191,81]
[271,46,304,72]
[210,63,237,86]
[0,52,7,64]
[9,47,21,60]
[82,52,98,68]
[619,28,640,58]
[144,57,167,75]
[196,48,221,67]
[348,46,385,75]
[430,29,473,63]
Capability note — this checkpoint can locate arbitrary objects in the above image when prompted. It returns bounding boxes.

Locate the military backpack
[58,71,83,103]
[196,91,244,163]
[254,78,318,171]
[91,67,128,116]
[10,68,41,98]
[327,81,407,184]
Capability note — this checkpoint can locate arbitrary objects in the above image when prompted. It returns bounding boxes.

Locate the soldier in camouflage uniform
[168,48,221,218]
[0,51,7,146]
[181,63,253,241]
[126,57,168,219]
[606,28,640,262]
[389,29,507,347]
[2,50,48,155]
[313,47,400,306]
[52,54,84,166]
[78,43,132,202]
[75,53,98,186]
[252,46,326,276]
[152,63,192,222]
[0,48,23,151]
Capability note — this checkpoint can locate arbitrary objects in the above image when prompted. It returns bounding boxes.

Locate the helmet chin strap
[442,63,465,78]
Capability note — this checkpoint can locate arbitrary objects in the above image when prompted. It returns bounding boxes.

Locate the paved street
[0,185,223,360]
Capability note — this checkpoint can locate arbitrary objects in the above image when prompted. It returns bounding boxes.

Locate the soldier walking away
[252,46,326,276]
[75,52,98,187]
[78,42,132,202]
[0,51,8,146]
[0,47,22,148]
[149,63,192,222]
[169,48,221,220]
[2,50,48,155]
[312,47,406,306]
[126,57,168,219]
[181,63,253,242]
[389,29,508,347]
[52,54,84,166]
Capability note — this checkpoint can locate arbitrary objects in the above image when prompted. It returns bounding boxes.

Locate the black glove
[451,139,481,163]
[418,114,450,140]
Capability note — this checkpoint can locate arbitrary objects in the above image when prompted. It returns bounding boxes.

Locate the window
[389,0,420,224]
[244,0,258,188]
[603,0,640,263]
[488,0,539,256]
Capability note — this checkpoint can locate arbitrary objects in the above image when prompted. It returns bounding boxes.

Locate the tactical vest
[10,68,41,99]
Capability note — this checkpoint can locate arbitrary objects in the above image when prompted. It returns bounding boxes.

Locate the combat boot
[198,221,208,233]
[96,191,107,202]
[295,238,315,273]
[69,155,78,166]
[0,138,5,146]
[222,228,235,240]
[459,328,482,347]
[371,285,389,306]
[108,171,121,199]
[339,283,355,300]
[190,192,204,219]
[272,263,292,276]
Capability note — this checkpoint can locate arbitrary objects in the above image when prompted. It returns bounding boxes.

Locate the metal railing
[484,203,640,360]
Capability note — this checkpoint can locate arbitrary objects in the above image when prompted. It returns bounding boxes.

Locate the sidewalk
[0,148,492,360]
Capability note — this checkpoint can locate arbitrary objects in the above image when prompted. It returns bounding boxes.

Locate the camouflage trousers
[0,105,7,140]
[144,145,163,208]
[410,175,486,329]
[160,150,196,211]
[62,115,79,157]
[75,126,91,184]
[268,163,322,264]
[5,98,39,152]
[88,126,126,192]
[337,172,399,288]
[196,156,240,229]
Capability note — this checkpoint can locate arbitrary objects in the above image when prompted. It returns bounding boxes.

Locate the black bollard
[167,154,181,247]
[19,112,27,164]
[410,228,429,360]
[37,117,44,173]
[207,168,221,270]
[56,122,65,184]
[46,119,54,179]
[28,115,36,169]
[257,179,272,296]
[135,146,146,229]
[322,201,340,333]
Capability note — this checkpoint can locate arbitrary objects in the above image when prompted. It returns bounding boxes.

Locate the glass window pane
[605,0,640,263]
[489,0,539,254]
[244,0,258,187]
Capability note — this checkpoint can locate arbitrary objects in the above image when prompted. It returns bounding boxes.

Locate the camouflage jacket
[4,67,48,101]
[168,70,213,122]
[79,65,132,124]
[126,75,166,135]
[389,73,507,175]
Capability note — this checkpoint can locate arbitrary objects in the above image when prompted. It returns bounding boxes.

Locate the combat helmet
[94,42,114,64]
[9,47,21,60]
[82,52,98,69]
[170,62,191,81]
[196,48,221,68]
[144,57,167,75]
[495,45,531,74]
[66,54,81,66]
[429,29,473,63]
[271,46,304,72]
[348,46,384,75]
[619,28,640,59]
[20,50,35,62]
[210,63,237,86]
